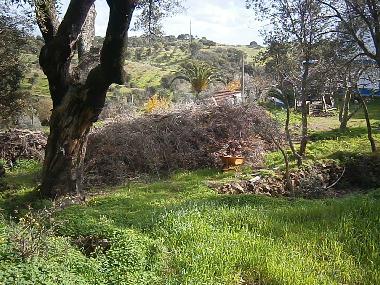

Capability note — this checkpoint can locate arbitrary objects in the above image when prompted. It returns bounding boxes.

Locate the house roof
[212,90,241,101]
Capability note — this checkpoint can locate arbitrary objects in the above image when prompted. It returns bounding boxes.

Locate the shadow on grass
[351,97,380,121]
[309,127,370,141]
[0,161,51,217]
[0,189,51,217]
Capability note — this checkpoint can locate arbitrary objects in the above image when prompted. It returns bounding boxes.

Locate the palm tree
[171,61,224,100]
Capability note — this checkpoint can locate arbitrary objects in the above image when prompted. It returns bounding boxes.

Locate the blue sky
[61,0,265,45]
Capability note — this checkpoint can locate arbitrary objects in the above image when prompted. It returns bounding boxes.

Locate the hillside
[21,36,262,99]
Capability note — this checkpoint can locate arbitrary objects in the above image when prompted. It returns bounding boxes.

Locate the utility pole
[242,55,245,103]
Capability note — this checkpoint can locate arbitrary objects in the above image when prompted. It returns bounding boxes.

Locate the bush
[0,210,98,284]
[143,94,171,113]
[84,104,277,187]
[0,129,47,162]
[34,97,52,126]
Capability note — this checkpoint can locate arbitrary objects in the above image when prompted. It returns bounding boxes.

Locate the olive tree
[319,0,380,68]
[247,0,330,161]
[3,0,138,197]
[0,4,30,126]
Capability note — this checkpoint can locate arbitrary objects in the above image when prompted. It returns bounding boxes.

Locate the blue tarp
[358,88,380,97]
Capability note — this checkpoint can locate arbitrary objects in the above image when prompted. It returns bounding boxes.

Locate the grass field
[266,98,380,168]
[0,99,379,284]
[1,166,380,284]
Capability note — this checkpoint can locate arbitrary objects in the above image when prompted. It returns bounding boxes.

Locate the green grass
[0,160,50,216]
[126,61,171,89]
[266,98,380,168]
[1,165,380,284]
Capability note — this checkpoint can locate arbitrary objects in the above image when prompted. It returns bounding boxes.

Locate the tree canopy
[0,4,31,126]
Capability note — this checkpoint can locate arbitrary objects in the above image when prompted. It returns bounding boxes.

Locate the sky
[61,0,266,46]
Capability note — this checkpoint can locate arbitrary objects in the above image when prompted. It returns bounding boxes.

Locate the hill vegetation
[18,35,262,126]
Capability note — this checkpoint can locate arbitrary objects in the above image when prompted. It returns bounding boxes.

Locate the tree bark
[37,0,136,198]
[40,88,94,197]
[78,5,96,60]
[284,90,302,167]
[272,137,293,194]
[340,88,351,130]
[357,95,377,153]
[299,62,310,157]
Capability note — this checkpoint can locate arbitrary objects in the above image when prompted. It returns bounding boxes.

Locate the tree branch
[34,0,59,43]
[55,0,95,49]
[318,0,376,60]
[39,0,96,107]
[99,0,136,84]
[84,0,137,111]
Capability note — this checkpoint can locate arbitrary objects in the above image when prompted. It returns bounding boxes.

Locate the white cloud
[61,0,264,45]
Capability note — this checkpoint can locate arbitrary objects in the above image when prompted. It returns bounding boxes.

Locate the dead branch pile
[213,161,348,199]
[0,129,47,162]
[84,104,277,187]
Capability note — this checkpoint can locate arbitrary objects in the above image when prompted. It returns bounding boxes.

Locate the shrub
[96,230,164,285]
[143,94,171,113]
[0,129,47,162]
[34,97,53,126]
[0,213,163,284]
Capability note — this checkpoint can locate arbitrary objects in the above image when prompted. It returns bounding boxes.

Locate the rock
[231,183,245,193]
[249,176,261,183]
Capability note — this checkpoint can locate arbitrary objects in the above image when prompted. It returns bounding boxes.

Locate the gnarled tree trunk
[36,0,136,198]
[40,87,99,197]
[299,61,310,157]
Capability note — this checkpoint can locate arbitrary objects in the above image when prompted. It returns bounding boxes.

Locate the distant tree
[164,35,177,42]
[249,40,260,48]
[190,41,203,57]
[193,47,246,83]
[257,35,298,92]
[200,38,216,48]
[177,34,190,40]
[247,0,329,161]
[135,47,144,60]
[0,4,30,126]
[133,0,184,38]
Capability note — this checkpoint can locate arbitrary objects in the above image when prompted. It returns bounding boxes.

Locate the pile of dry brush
[214,161,346,199]
[84,104,279,187]
[0,129,47,163]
